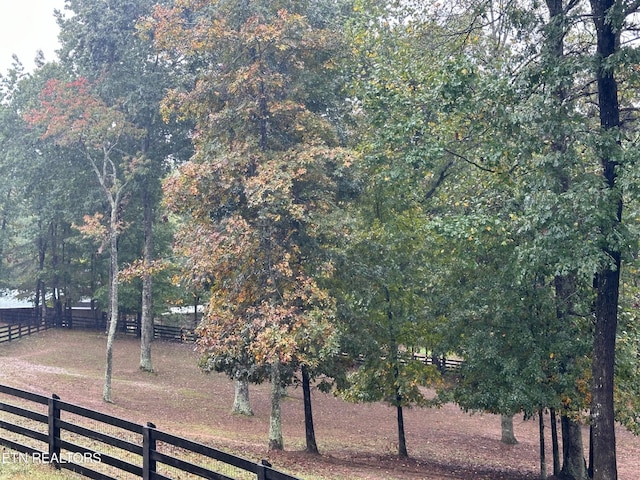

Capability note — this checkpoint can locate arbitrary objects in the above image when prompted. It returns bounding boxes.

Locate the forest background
[0,1,639,480]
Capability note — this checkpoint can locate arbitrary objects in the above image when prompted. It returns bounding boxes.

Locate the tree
[337,2,467,457]
[396,2,640,477]
[25,76,144,402]
[0,61,105,323]
[335,193,442,458]
[588,0,624,477]
[153,0,353,451]
[429,191,592,450]
[344,1,639,474]
[56,0,192,372]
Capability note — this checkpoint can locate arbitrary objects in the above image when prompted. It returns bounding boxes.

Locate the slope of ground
[0,329,638,479]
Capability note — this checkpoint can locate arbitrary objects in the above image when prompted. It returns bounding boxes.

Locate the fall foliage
[154,0,352,450]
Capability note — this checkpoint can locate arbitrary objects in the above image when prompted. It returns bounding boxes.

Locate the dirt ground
[0,329,638,480]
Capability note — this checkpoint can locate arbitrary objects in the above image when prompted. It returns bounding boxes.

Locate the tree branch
[443,147,499,173]
[424,160,454,202]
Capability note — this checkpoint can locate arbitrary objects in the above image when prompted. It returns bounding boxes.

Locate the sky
[0,0,66,73]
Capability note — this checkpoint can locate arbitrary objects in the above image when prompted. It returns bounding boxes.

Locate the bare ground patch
[0,329,638,480]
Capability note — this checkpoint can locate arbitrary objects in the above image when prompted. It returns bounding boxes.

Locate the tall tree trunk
[589,1,621,478]
[103,210,120,403]
[50,222,62,327]
[589,425,594,478]
[193,295,199,328]
[36,279,46,325]
[555,274,587,478]
[560,415,588,480]
[268,360,284,450]
[232,377,253,416]
[501,415,518,445]
[396,398,407,458]
[139,187,154,372]
[539,410,547,479]
[0,188,11,281]
[37,228,47,325]
[384,287,407,458]
[301,365,318,454]
[542,2,591,473]
[592,266,619,479]
[554,272,589,477]
[550,409,561,475]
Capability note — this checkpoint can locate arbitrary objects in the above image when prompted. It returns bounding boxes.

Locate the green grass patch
[0,457,84,479]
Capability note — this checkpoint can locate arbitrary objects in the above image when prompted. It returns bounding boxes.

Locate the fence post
[257,459,272,480]
[48,394,61,469]
[7,324,12,342]
[143,422,156,480]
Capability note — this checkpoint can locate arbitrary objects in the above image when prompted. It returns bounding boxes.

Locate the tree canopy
[0,0,639,477]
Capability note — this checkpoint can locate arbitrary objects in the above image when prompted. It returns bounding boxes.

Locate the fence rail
[0,311,464,379]
[0,307,196,344]
[0,384,298,480]
[412,353,463,373]
[0,311,464,375]
[0,308,40,325]
[0,320,53,345]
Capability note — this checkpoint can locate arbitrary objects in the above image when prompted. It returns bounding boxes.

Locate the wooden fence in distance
[411,353,463,374]
[0,319,53,345]
[0,307,41,325]
[0,307,196,343]
[63,314,197,342]
[0,384,299,480]
[0,310,463,375]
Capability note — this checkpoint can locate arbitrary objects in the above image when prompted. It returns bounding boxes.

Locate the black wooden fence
[0,307,41,325]
[0,384,299,480]
[0,318,53,345]
[0,307,196,343]
[411,353,463,374]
